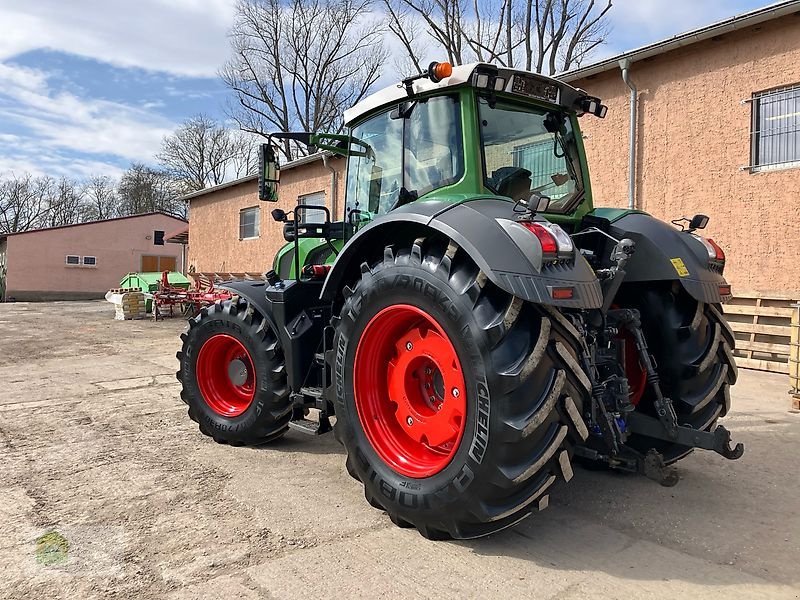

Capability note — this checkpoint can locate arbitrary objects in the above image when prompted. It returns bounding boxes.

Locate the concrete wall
[3,213,186,301]
[188,156,346,273]
[572,16,800,294]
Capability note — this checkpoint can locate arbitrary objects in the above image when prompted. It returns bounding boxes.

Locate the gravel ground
[0,300,798,599]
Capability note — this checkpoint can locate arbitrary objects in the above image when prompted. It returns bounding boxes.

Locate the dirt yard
[0,301,798,599]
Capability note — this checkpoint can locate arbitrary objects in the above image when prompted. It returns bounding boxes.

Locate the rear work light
[692,234,725,262]
[519,221,574,260]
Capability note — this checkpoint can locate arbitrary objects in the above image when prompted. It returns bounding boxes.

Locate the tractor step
[301,386,324,399]
[289,414,332,435]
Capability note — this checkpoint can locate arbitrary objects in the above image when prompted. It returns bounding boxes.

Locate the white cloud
[0,0,236,78]
[0,150,125,180]
[0,62,175,175]
[604,0,755,53]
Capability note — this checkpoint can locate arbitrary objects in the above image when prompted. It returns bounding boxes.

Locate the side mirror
[690,214,709,230]
[258,144,279,202]
[527,192,551,214]
[577,96,608,118]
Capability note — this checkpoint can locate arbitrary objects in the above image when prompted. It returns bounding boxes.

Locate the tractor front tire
[177,298,292,445]
[332,237,591,539]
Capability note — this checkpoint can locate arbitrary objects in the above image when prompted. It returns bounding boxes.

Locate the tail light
[706,238,725,261]
[692,234,725,262]
[519,221,574,260]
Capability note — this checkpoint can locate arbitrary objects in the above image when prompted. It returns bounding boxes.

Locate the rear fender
[321,198,602,309]
[217,280,274,326]
[609,213,731,304]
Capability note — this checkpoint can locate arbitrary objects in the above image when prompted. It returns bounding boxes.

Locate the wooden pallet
[724,291,799,375]
[791,295,799,404]
[189,272,267,287]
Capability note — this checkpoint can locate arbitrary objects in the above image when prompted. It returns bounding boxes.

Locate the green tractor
[177,62,742,539]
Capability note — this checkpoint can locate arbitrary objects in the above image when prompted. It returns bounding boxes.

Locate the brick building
[185,2,800,294]
[563,1,800,294]
[185,153,345,275]
[0,212,187,301]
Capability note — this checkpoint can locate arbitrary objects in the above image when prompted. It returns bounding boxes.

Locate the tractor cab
[258,62,608,278]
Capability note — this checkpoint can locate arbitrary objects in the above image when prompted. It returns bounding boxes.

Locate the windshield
[345,95,463,228]
[479,97,584,213]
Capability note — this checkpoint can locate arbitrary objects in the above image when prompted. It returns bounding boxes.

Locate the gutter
[620,59,638,210]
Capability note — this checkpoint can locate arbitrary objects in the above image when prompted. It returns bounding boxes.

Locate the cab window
[345,96,463,228]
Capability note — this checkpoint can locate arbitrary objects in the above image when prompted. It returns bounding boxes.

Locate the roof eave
[182,151,339,203]
[560,0,800,82]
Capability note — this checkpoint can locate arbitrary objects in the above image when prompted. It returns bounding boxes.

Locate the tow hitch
[610,307,745,463]
[581,307,745,486]
[626,413,744,460]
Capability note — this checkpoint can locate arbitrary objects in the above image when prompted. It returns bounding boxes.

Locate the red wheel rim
[196,334,256,417]
[353,304,467,478]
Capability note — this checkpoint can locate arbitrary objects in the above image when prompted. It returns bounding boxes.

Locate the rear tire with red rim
[177,298,291,445]
[333,236,592,539]
[618,283,737,463]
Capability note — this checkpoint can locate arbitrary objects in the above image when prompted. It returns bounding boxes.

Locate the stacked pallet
[116,291,147,320]
[724,292,799,375]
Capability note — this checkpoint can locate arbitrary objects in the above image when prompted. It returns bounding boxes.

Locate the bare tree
[82,175,118,222]
[46,177,84,228]
[0,175,53,233]
[117,164,185,218]
[229,130,260,179]
[221,0,388,161]
[157,115,255,192]
[385,0,612,75]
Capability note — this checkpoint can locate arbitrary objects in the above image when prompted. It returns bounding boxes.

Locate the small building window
[297,191,326,224]
[239,206,260,239]
[83,256,97,266]
[154,230,165,245]
[750,84,800,171]
[65,255,80,265]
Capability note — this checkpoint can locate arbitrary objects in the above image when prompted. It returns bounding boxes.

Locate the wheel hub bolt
[406,341,413,351]
[406,416,413,426]
[452,388,460,398]
[425,367,432,375]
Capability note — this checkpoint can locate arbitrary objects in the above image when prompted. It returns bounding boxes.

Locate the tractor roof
[344,62,588,126]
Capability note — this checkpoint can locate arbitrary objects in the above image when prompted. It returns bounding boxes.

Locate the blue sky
[0,0,771,180]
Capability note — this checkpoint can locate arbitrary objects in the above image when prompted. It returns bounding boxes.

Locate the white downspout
[322,154,338,217]
[620,59,638,210]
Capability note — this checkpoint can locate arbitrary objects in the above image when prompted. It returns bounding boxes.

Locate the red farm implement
[153,271,232,320]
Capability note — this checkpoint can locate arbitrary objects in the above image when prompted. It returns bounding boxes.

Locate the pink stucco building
[0,212,187,301]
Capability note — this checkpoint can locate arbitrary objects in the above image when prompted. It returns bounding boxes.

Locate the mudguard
[321,197,603,309]
[216,280,277,329]
[219,278,327,391]
[609,213,731,304]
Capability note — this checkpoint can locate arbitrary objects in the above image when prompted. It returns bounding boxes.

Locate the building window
[239,206,260,239]
[298,191,326,224]
[82,256,97,266]
[750,84,800,171]
[154,230,165,245]
[65,255,80,265]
